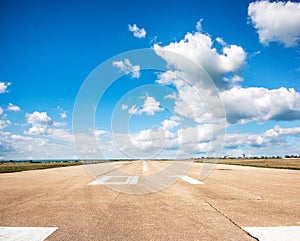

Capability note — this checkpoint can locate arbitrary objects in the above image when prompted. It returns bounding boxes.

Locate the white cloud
[7,103,21,112]
[156,71,223,124]
[66,122,299,159]
[74,133,103,157]
[0,119,11,130]
[139,96,164,115]
[249,50,261,59]
[161,117,179,130]
[153,24,300,126]
[127,96,164,116]
[164,92,178,100]
[121,104,128,110]
[153,31,246,89]
[128,105,138,115]
[24,111,73,141]
[128,24,146,38]
[112,58,141,78]
[26,111,52,126]
[153,26,243,126]
[11,134,34,141]
[0,132,14,157]
[49,128,73,142]
[221,86,300,124]
[225,125,300,150]
[60,112,67,119]
[113,127,178,158]
[0,112,11,130]
[111,120,223,158]
[196,19,203,32]
[2,132,76,160]
[0,82,11,94]
[0,110,75,159]
[25,111,53,135]
[53,122,67,127]
[57,106,67,119]
[248,1,300,47]
[177,125,212,145]
[216,37,226,46]
[94,129,107,136]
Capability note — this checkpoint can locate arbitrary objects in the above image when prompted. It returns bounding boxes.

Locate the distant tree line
[284,155,300,159]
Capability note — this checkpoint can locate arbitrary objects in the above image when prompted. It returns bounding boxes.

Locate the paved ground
[0,161,299,240]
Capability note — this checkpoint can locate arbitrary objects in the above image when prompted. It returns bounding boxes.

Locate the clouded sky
[1,0,300,160]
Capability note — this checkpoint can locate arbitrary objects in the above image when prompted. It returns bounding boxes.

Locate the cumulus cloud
[127,123,221,157]
[2,132,76,159]
[0,110,75,159]
[113,127,176,157]
[153,31,246,89]
[128,24,146,38]
[25,112,72,140]
[7,103,21,112]
[0,82,11,94]
[156,71,224,124]
[161,117,179,130]
[139,96,164,115]
[113,58,141,78]
[221,86,300,124]
[127,96,164,116]
[225,125,300,150]
[248,1,300,47]
[25,111,53,135]
[154,23,300,126]
[0,133,14,157]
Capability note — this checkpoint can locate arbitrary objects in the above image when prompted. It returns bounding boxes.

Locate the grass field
[200,158,300,170]
[0,161,83,173]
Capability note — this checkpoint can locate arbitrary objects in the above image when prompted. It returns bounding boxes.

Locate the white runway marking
[0,227,58,241]
[242,226,300,241]
[88,175,139,185]
[173,175,204,184]
[142,161,148,172]
[181,175,204,184]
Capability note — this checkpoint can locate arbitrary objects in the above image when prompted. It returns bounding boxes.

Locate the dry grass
[197,158,300,170]
[0,161,83,173]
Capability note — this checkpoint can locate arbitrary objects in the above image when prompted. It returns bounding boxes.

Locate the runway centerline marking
[242,226,300,241]
[88,175,139,185]
[0,227,58,241]
[142,161,148,172]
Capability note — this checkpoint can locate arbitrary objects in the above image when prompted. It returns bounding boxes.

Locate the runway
[0,161,299,240]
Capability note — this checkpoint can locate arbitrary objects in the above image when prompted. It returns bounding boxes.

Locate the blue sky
[1,0,300,159]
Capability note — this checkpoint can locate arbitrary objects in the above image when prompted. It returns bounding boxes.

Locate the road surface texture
[0,161,299,240]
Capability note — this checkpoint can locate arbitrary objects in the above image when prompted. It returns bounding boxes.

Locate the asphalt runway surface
[0,161,299,240]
